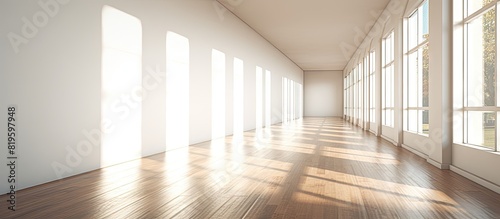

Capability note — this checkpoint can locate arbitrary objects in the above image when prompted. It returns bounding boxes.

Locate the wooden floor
[2,117,500,218]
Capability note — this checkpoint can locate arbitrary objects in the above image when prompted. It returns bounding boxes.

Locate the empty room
[1,0,500,218]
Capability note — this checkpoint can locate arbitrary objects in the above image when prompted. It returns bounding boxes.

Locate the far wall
[304,70,343,117]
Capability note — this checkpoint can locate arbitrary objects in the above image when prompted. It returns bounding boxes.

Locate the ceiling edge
[341,0,393,71]
[216,0,304,71]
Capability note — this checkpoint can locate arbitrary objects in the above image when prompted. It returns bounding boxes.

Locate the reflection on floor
[1,117,500,218]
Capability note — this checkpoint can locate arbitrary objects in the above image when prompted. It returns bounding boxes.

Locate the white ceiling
[218,0,390,71]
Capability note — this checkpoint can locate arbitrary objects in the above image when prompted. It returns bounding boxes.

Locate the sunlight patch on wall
[233,57,244,141]
[212,49,226,140]
[282,77,289,124]
[256,66,263,131]
[265,70,271,128]
[101,6,142,167]
[166,31,190,151]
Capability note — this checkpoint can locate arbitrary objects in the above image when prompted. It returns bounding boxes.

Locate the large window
[382,31,395,127]
[358,63,363,125]
[350,70,355,121]
[345,72,354,121]
[344,76,347,118]
[369,51,376,123]
[404,1,429,135]
[463,0,498,150]
[354,67,359,122]
[364,55,369,125]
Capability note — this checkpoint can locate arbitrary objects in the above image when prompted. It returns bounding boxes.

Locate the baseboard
[380,135,397,146]
[369,129,377,136]
[401,144,453,170]
[450,165,500,194]
[402,144,428,159]
[426,158,450,169]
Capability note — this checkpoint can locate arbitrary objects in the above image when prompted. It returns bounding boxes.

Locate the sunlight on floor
[299,167,461,209]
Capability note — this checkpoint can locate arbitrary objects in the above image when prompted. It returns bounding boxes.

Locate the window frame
[369,51,376,123]
[462,0,499,151]
[382,30,395,127]
[358,62,363,126]
[403,0,430,135]
[364,54,370,126]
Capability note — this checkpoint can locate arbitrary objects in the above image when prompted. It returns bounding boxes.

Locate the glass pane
[370,74,375,108]
[390,32,394,62]
[382,71,386,108]
[422,44,429,107]
[408,11,418,50]
[408,110,418,132]
[421,1,429,43]
[406,110,429,134]
[354,83,358,118]
[408,51,418,107]
[370,51,375,73]
[382,40,386,65]
[359,64,362,79]
[383,32,394,65]
[384,110,390,126]
[467,0,495,17]
[385,70,390,108]
[467,111,495,149]
[387,65,394,107]
[382,109,385,125]
[372,108,375,122]
[467,9,496,107]
[386,35,391,63]
[390,109,394,127]
[420,110,429,134]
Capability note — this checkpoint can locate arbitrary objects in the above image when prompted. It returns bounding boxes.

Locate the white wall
[0,0,303,194]
[304,70,343,117]
[451,145,500,193]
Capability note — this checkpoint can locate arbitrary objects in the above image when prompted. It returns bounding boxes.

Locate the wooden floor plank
[1,117,500,218]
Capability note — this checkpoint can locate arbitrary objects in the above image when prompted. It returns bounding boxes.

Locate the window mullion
[464,1,497,24]
[407,40,429,55]
[496,3,500,152]
[464,106,500,111]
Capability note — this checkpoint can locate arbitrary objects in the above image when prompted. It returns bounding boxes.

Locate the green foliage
[483,5,496,106]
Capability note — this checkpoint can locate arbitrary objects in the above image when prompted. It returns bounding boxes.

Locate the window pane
[467,111,495,149]
[408,11,418,50]
[466,0,495,17]
[382,32,394,127]
[386,69,390,108]
[370,109,375,123]
[408,51,418,107]
[383,110,389,125]
[408,110,418,132]
[370,51,375,73]
[390,32,394,61]
[420,1,429,43]
[382,71,386,108]
[421,110,429,134]
[390,65,394,107]
[382,40,387,65]
[422,44,429,107]
[466,9,496,107]
[389,110,393,126]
